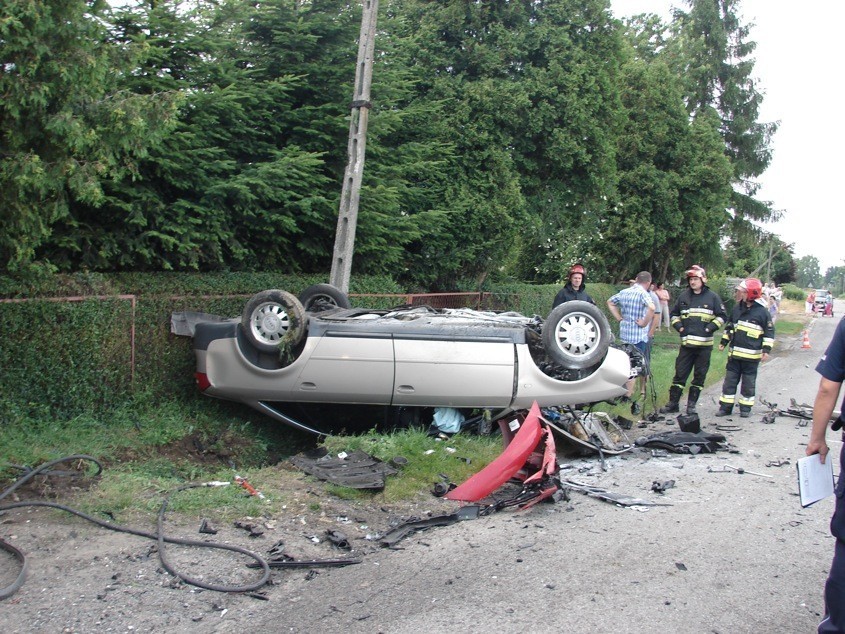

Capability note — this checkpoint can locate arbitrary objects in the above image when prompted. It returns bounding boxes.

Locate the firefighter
[660,265,728,415]
[716,278,775,418]
[552,263,595,307]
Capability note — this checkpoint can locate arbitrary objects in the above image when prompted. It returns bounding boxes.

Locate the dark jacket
[669,285,727,347]
[720,299,775,361]
[553,283,594,308]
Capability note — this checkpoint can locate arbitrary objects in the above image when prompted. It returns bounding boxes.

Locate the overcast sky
[610,0,844,274]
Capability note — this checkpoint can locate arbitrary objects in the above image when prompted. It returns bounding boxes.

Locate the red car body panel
[445,402,553,502]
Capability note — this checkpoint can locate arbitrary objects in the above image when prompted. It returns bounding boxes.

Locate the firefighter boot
[686,386,701,415]
[660,386,682,414]
[739,406,751,418]
[715,405,733,417]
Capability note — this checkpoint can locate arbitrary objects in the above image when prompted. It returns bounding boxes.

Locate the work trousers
[671,346,712,391]
[819,441,845,633]
[719,357,760,410]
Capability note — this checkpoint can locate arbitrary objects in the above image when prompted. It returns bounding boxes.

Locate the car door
[292,331,395,404]
[392,335,516,407]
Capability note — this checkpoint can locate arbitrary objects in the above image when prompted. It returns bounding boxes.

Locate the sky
[610,0,844,274]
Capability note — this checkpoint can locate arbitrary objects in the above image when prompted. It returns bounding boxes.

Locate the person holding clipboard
[807,316,845,633]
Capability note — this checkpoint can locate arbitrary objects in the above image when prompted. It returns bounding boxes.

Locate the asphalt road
[248,305,843,634]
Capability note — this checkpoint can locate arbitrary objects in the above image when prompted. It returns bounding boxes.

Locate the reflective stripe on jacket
[720,299,775,361]
[670,286,727,347]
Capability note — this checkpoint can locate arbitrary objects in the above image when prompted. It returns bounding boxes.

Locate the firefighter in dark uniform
[552,263,595,307]
[807,316,845,633]
[715,278,775,418]
[660,265,727,415]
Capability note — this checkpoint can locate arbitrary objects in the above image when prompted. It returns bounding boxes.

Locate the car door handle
[395,385,415,394]
[298,382,318,391]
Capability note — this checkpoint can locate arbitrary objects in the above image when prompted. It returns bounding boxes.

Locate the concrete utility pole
[329,0,379,294]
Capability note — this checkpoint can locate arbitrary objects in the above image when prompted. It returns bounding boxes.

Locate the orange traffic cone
[801,330,811,349]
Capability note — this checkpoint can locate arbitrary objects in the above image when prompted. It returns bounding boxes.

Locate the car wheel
[298,283,351,313]
[542,301,611,369]
[241,290,308,354]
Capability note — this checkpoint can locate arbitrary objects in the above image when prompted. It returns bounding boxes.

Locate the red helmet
[685,265,707,283]
[743,277,763,301]
[568,263,586,279]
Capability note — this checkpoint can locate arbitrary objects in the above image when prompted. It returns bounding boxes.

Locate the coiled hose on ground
[0,455,270,600]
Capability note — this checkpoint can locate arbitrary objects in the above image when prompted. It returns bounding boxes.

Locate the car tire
[241,290,308,354]
[298,283,351,313]
[542,301,611,369]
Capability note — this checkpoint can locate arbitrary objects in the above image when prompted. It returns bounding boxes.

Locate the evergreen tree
[594,42,731,282]
[46,0,351,271]
[668,0,778,229]
[0,0,178,272]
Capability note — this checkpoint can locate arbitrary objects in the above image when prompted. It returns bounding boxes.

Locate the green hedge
[0,273,403,420]
[780,283,807,301]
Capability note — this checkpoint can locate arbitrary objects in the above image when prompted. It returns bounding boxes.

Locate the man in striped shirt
[607,271,656,414]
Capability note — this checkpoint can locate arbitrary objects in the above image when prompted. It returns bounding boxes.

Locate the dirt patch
[112,431,265,468]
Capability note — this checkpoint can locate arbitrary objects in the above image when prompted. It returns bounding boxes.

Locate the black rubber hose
[0,454,103,502]
[0,536,28,600]
[0,456,270,599]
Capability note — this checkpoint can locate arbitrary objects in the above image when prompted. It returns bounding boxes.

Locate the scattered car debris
[562,479,672,507]
[707,465,773,478]
[325,529,351,550]
[432,407,465,434]
[542,408,632,457]
[766,458,791,468]
[198,519,218,535]
[676,413,700,434]
[289,449,399,490]
[651,480,676,494]
[235,475,265,499]
[715,424,741,432]
[234,520,265,537]
[372,403,571,548]
[615,415,634,430]
[247,557,362,569]
[634,430,730,454]
[760,398,815,426]
[431,476,456,497]
[445,403,560,507]
[267,540,288,559]
[379,506,482,548]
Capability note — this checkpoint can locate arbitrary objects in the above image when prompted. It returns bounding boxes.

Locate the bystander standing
[655,283,671,331]
[607,272,656,415]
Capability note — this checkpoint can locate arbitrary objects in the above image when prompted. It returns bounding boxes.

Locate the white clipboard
[797,454,835,508]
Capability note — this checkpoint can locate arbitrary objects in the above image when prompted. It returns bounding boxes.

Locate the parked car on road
[175,285,641,435]
[815,289,831,312]
[814,289,835,316]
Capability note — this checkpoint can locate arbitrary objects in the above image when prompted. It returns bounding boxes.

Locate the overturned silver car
[177,285,639,435]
